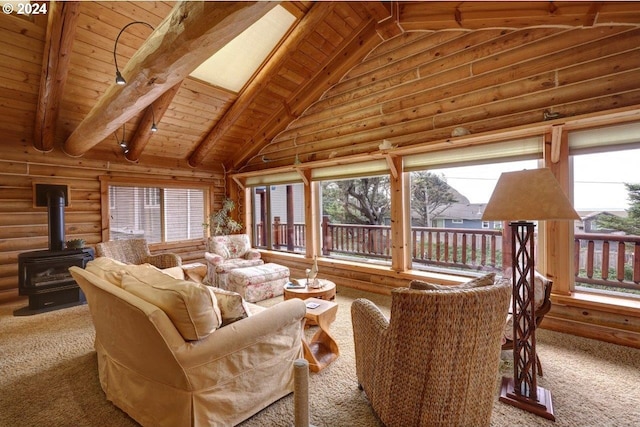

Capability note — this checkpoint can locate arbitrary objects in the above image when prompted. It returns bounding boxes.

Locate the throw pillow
[121,272,222,341]
[410,272,496,291]
[209,287,251,326]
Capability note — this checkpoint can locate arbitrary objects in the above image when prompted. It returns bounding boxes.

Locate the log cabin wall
[254,25,640,168]
[0,147,223,302]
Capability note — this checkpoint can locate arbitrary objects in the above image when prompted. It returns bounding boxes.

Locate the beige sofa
[69,258,306,427]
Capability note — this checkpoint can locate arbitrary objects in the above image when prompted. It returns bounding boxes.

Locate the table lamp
[482,168,579,421]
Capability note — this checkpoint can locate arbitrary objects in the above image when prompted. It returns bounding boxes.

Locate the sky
[431,148,640,212]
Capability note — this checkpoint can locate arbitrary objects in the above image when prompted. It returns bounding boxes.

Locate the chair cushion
[503,271,550,341]
[209,234,253,260]
[210,287,252,326]
[121,267,222,341]
[215,258,264,273]
[85,257,128,287]
[410,272,496,291]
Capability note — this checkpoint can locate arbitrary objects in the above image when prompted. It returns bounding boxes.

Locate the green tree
[411,171,459,226]
[597,183,640,235]
[322,177,390,225]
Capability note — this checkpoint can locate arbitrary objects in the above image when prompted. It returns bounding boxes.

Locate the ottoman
[227,263,290,302]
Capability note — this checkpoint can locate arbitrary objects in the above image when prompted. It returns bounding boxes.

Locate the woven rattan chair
[351,278,511,427]
[96,238,182,269]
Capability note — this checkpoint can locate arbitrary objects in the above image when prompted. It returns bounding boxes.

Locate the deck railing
[574,232,640,292]
[257,221,640,293]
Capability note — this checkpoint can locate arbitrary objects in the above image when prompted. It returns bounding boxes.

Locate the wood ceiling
[2,1,640,174]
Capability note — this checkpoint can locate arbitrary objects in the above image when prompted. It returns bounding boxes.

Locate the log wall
[0,146,222,302]
[250,25,640,169]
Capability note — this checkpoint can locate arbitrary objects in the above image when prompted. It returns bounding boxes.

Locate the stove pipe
[47,189,66,251]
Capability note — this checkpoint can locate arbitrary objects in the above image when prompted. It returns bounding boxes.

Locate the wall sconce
[113,21,154,86]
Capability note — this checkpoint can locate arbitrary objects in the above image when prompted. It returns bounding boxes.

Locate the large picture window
[108,185,205,243]
[252,183,305,254]
[320,175,392,264]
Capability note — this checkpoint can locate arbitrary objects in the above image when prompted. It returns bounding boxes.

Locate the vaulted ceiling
[2,1,640,174]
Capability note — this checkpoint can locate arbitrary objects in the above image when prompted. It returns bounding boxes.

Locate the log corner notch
[34,1,81,153]
[62,1,279,159]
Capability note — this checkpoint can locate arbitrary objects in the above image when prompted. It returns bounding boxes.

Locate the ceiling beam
[63,0,279,158]
[34,1,80,152]
[125,81,182,162]
[187,1,336,168]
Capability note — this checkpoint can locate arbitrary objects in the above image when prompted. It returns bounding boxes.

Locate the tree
[410,171,459,226]
[322,177,390,225]
[597,183,640,235]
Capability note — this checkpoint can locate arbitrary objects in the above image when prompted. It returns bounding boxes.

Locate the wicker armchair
[351,278,510,427]
[95,238,182,269]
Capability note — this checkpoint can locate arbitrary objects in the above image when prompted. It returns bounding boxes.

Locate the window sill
[552,291,640,318]
[258,250,479,287]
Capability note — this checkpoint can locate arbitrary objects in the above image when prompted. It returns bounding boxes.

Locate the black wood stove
[15,184,94,315]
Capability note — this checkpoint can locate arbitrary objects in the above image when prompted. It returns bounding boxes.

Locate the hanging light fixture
[150,105,158,132]
[114,124,129,154]
[113,21,154,86]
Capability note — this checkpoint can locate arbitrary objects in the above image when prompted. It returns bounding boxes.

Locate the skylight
[190,5,296,93]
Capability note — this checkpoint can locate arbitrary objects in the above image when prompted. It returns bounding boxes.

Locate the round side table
[283,278,336,301]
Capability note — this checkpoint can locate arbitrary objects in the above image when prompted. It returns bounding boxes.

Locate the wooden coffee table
[302,298,339,372]
[283,278,336,301]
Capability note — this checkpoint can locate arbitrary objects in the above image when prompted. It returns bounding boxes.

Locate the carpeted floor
[1,287,639,427]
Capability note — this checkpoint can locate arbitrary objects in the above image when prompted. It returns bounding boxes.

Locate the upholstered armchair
[96,238,182,269]
[351,275,510,427]
[204,234,263,287]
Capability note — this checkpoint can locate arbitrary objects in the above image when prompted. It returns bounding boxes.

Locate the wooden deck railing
[257,221,640,293]
[574,232,640,292]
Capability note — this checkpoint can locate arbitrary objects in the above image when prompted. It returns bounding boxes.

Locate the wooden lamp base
[499,376,555,421]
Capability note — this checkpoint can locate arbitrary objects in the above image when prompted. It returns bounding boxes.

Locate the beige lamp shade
[482,168,580,221]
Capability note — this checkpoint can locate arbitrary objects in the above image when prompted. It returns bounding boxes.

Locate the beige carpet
[1,287,639,427]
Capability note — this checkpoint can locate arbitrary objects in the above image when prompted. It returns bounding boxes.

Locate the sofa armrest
[176,298,306,375]
[244,249,261,261]
[144,253,182,269]
[204,251,224,265]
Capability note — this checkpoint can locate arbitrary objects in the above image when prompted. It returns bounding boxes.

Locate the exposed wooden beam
[63,1,278,157]
[187,1,336,168]
[125,81,182,162]
[34,1,80,152]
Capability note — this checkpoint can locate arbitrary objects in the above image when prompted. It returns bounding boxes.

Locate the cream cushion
[121,270,222,341]
[85,257,127,286]
[87,257,185,285]
[410,272,496,291]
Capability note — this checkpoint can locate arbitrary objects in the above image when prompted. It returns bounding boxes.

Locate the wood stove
[15,184,94,314]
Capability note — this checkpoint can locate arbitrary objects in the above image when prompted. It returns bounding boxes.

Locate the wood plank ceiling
[2,1,640,174]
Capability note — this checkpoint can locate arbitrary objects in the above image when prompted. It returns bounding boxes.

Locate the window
[320,175,392,263]
[571,144,640,296]
[108,185,205,243]
[409,158,538,273]
[252,183,305,254]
